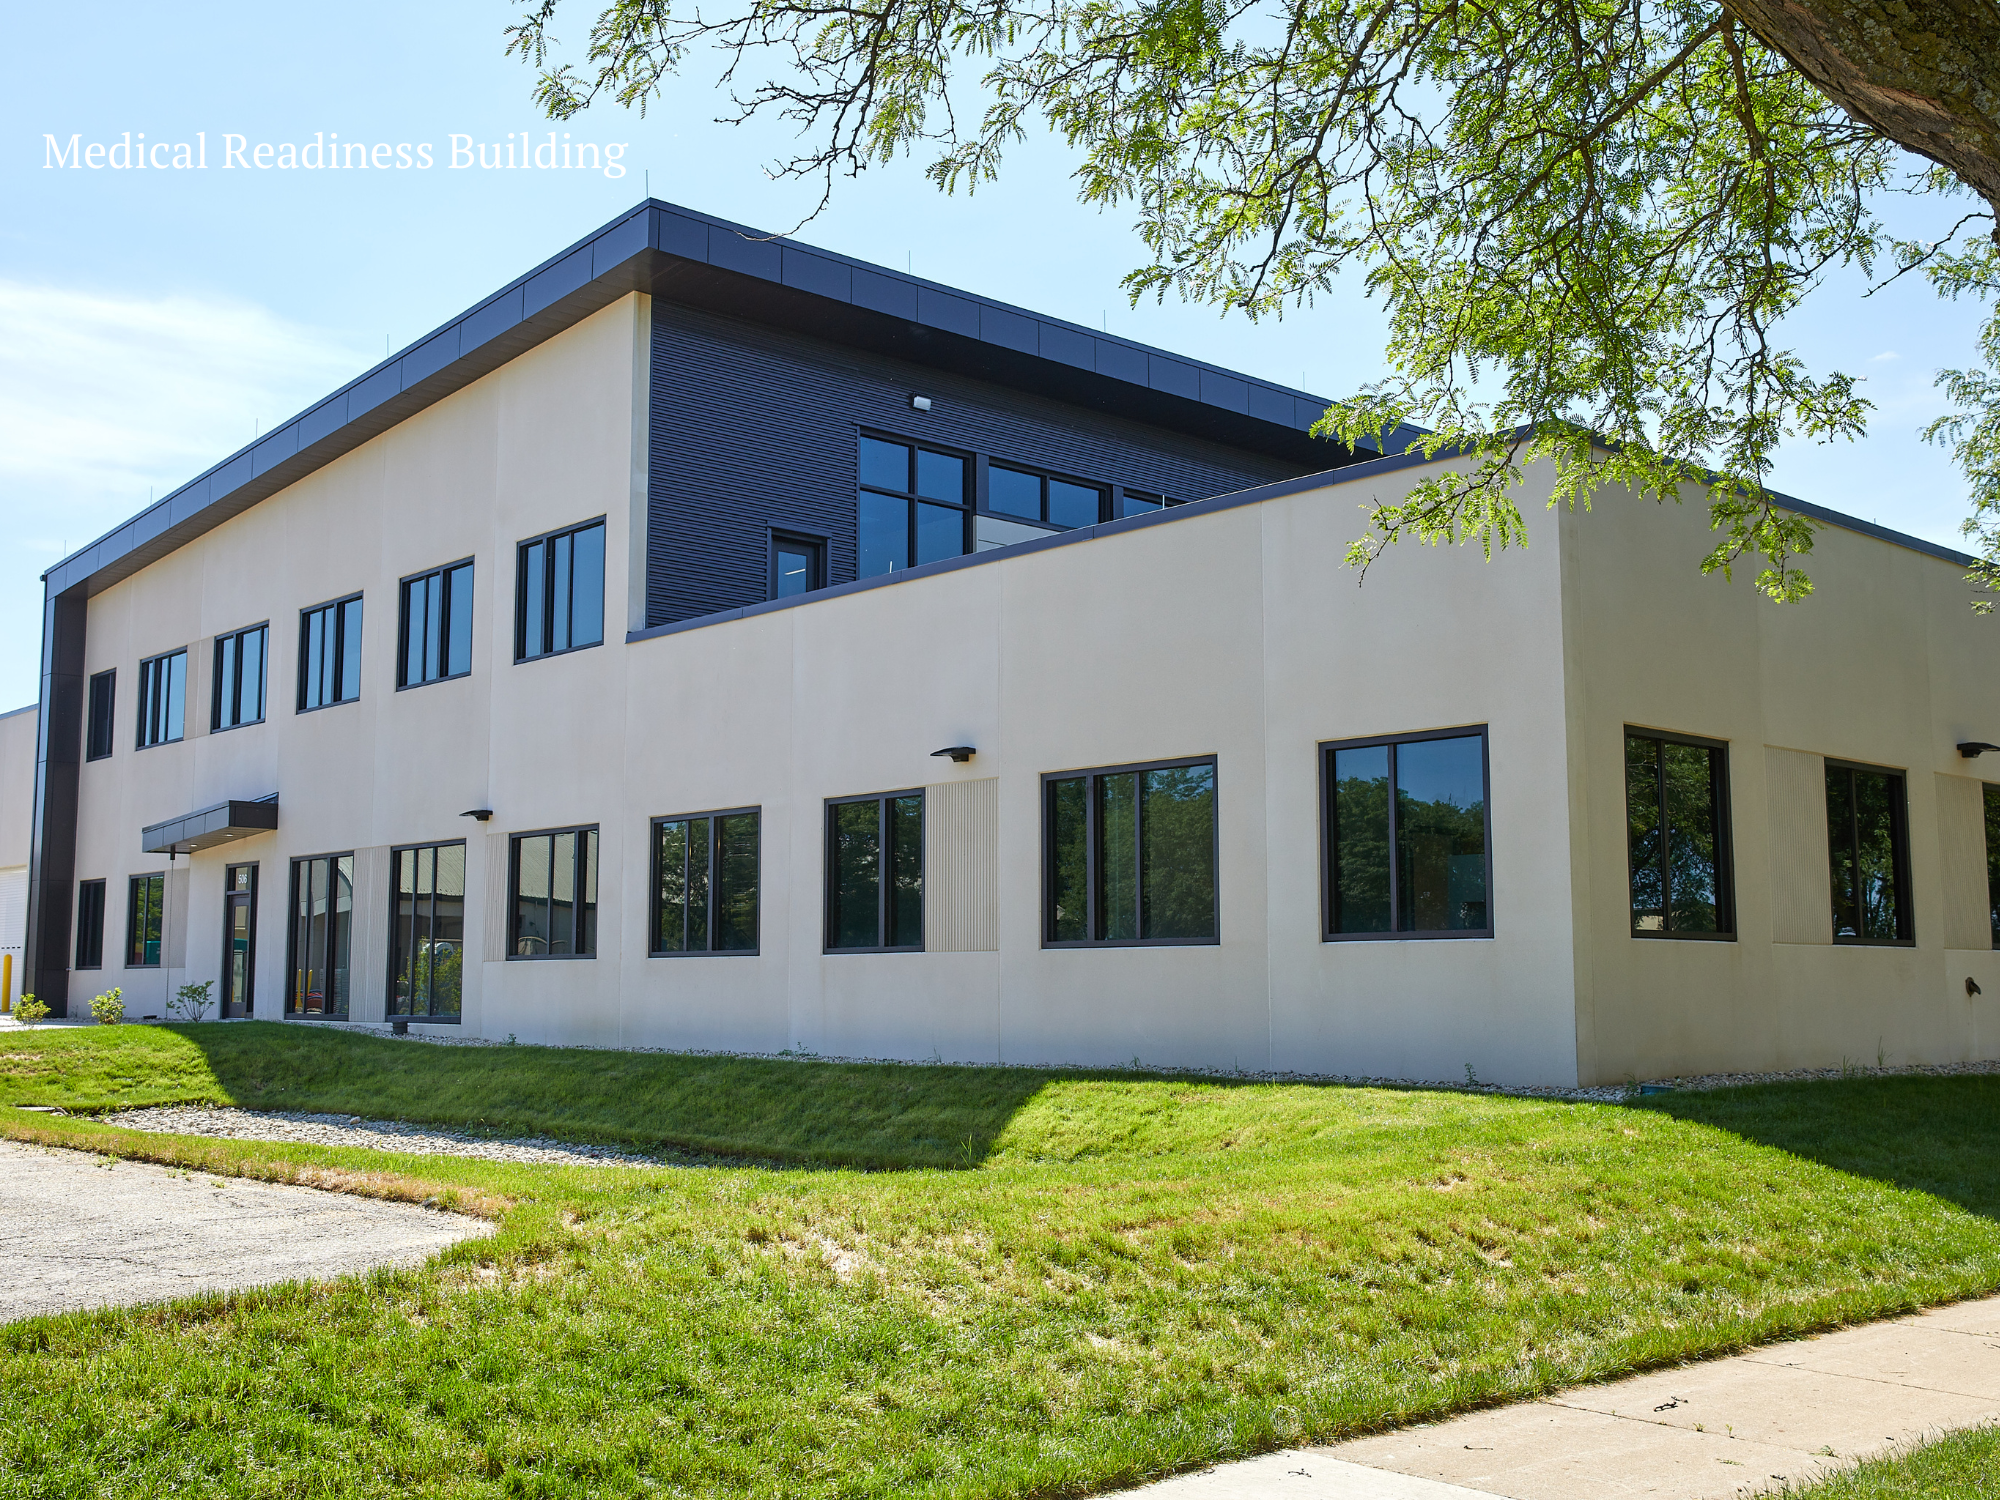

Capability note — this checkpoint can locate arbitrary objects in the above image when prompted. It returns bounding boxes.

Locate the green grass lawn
[1,1024,1996,1499]
[1784,1425,1999,1498]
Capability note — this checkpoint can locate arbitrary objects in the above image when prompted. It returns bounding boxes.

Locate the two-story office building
[16,200,2000,1085]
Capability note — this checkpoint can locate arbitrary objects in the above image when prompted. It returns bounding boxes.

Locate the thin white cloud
[0,280,371,707]
[1870,350,1902,363]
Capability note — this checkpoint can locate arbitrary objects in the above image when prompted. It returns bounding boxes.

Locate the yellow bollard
[2,953,11,1014]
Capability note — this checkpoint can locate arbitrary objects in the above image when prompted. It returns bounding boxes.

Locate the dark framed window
[212,624,268,731]
[516,520,605,662]
[510,827,599,958]
[399,560,474,688]
[1117,488,1185,518]
[85,670,115,761]
[390,842,466,1018]
[1826,761,1913,945]
[1323,727,1492,940]
[126,873,165,967]
[1986,784,2000,948]
[135,650,186,748]
[1044,757,1218,946]
[74,879,106,969]
[298,595,363,711]
[1625,729,1734,939]
[825,791,924,951]
[857,433,970,578]
[653,808,760,955]
[221,864,258,1019]
[987,462,1107,531]
[287,854,354,1016]
[772,532,826,599]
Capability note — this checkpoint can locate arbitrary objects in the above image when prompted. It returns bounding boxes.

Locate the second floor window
[1625,730,1733,938]
[989,463,1105,530]
[299,595,362,711]
[213,624,268,731]
[85,670,115,761]
[1826,761,1912,944]
[127,873,164,967]
[400,560,474,687]
[135,650,186,748]
[517,521,605,661]
[858,435,969,578]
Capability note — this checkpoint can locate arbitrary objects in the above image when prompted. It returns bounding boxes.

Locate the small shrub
[169,980,215,1023]
[89,987,125,1026]
[13,993,49,1027]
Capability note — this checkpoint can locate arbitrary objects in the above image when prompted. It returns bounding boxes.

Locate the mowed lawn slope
[0,1027,1996,1499]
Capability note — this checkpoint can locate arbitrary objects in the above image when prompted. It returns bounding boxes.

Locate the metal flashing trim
[0,702,35,721]
[141,798,280,856]
[45,199,1344,604]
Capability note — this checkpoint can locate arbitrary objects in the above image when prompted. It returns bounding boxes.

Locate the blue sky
[0,0,1983,711]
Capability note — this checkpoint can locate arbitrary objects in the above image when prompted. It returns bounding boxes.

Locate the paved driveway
[0,1140,491,1322]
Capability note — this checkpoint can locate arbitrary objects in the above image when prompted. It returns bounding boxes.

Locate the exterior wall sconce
[910,395,932,411]
[1970,977,1984,998]
[931,746,976,763]
[461,808,494,821]
[1957,742,2000,758]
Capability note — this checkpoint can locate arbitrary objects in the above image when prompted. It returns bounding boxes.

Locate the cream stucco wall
[1560,482,2000,1083]
[56,283,1997,1083]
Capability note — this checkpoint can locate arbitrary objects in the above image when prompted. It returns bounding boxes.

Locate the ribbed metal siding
[924,778,999,953]
[646,305,1316,626]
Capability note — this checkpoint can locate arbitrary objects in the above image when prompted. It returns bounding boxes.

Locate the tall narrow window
[221,864,257,1019]
[399,560,475,687]
[654,808,760,954]
[1826,761,1913,944]
[298,595,363,710]
[857,435,970,578]
[85,670,116,761]
[126,873,165,967]
[1323,729,1491,939]
[825,791,924,951]
[1624,730,1733,938]
[772,534,826,599]
[212,623,268,731]
[1986,784,2000,948]
[391,842,466,1017]
[516,521,605,661]
[135,650,186,748]
[509,827,598,957]
[1044,758,1218,946]
[74,879,106,969]
[287,854,354,1016]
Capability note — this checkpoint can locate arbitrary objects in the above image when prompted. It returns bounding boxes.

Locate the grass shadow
[1632,1072,2000,1222]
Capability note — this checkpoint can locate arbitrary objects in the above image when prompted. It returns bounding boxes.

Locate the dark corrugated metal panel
[645,304,1323,626]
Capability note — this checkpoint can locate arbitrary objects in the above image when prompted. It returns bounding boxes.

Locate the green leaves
[509,0,1973,600]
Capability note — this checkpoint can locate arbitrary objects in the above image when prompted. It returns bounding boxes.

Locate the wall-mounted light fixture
[461,808,494,822]
[930,746,976,763]
[910,395,933,411]
[1970,977,1984,998]
[1958,742,2000,758]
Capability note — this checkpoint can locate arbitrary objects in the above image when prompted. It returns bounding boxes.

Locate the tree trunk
[1723,0,2000,219]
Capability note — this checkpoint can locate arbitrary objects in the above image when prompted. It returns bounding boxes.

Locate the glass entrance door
[221,865,257,1017]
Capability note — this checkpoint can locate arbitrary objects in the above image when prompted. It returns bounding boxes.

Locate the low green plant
[12,993,48,1027]
[88,987,125,1026]
[167,980,214,1023]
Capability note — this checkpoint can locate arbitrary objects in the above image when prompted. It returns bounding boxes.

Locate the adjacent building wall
[0,704,35,1006]
[1560,482,2000,1083]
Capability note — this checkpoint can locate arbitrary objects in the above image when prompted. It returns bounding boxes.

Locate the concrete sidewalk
[1133,1296,2000,1499]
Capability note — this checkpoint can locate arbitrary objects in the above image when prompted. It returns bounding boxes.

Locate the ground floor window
[75,879,105,969]
[222,864,257,1019]
[826,792,923,951]
[1624,729,1734,938]
[126,873,164,967]
[1044,758,1218,945]
[1323,728,1490,939]
[391,843,466,1017]
[1987,784,2000,948]
[653,809,759,955]
[1826,761,1912,944]
[287,854,353,1016]
[510,827,598,958]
